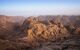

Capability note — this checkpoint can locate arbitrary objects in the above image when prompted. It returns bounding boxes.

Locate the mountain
[0,15,25,40]
[0,15,80,50]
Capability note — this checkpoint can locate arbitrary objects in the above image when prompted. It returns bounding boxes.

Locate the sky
[0,0,80,16]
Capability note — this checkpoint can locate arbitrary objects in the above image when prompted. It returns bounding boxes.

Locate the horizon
[0,0,80,16]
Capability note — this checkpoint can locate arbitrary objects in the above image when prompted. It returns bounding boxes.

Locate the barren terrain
[0,15,80,50]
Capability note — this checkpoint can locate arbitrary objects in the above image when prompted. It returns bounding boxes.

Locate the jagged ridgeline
[0,15,80,50]
[22,16,69,43]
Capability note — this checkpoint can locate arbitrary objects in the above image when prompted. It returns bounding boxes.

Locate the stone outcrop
[22,17,70,47]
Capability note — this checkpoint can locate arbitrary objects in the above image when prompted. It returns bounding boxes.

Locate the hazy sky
[0,0,80,16]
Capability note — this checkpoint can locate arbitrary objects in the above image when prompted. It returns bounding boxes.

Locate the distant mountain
[0,15,25,25]
[0,15,25,40]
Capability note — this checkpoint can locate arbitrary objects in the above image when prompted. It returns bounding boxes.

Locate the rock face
[22,17,70,47]
[0,15,80,50]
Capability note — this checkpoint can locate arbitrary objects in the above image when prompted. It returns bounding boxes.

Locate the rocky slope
[0,15,80,50]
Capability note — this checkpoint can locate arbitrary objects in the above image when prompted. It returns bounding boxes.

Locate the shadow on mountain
[0,15,80,50]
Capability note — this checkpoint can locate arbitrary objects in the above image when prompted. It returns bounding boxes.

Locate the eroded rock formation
[0,15,80,50]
